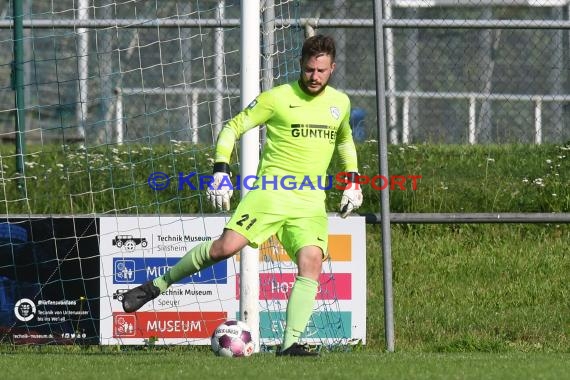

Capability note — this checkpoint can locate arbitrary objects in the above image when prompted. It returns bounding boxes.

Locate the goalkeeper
[122,34,363,357]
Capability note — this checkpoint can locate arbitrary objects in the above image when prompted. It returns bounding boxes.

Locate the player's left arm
[335,103,363,217]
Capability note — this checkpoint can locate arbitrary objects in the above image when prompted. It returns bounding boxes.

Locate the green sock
[153,240,215,292]
[282,276,319,350]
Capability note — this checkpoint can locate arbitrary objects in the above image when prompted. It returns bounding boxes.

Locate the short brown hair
[301,34,336,62]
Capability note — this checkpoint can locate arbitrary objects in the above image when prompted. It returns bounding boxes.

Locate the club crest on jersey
[330,106,340,120]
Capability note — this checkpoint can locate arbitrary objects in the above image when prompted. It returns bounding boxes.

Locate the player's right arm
[207,91,276,210]
[214,92,276,163]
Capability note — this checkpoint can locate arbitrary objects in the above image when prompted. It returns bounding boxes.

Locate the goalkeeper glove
[339,172,363,218]
[206,162,233,211]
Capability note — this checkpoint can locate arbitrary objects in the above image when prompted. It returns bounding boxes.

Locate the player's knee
[296,247,323,280]
[210,239,233,260]
[210,238,241,260]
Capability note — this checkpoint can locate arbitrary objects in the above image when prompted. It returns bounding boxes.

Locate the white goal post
[239,0,261,352]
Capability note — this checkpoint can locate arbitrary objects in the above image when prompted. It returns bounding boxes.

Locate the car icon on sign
[112,235,148,251]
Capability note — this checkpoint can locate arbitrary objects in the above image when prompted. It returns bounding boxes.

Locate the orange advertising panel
[256,234,352,262]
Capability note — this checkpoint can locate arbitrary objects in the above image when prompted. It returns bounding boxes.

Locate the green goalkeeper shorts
[225,191,329,263]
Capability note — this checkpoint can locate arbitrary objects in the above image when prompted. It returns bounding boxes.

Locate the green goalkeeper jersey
[215,80,358,215]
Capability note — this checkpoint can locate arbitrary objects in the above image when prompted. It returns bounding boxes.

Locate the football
[210,320,255,357]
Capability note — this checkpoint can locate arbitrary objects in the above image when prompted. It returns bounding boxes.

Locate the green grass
[1,350,569,380]
[349,142,570,213]
[1,143,570,378]
[1,142,569,214]
[372,223,570,352]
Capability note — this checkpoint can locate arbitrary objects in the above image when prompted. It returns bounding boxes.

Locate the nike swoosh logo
[317,237,325,242]
[289,105,301,108]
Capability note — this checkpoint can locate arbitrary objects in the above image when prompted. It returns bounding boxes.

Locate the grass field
[1,142,569,214]
[372,223,569,352]
[1,143,569,378]
[1,350,569,380]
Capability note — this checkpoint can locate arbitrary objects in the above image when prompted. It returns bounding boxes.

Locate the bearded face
[299,53,335,96]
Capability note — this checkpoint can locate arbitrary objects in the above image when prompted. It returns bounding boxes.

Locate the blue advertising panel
[112,257,227,285]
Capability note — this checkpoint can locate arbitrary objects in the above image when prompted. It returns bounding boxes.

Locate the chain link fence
[0,0,568,145]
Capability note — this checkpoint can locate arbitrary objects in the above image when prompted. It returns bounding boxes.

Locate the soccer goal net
[0,0,367,350]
